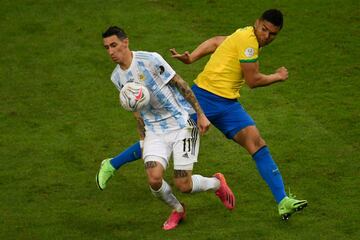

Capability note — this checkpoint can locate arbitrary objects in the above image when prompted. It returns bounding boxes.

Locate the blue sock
[252,146,287,204]
[110,142,142,169]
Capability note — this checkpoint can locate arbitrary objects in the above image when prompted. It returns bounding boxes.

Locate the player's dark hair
[261,9,283,29]
[102,26,127,40]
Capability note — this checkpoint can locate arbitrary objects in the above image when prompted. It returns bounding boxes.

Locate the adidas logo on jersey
[182,153,189,158]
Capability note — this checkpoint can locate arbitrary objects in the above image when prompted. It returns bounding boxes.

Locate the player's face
[254,19,280,47]
[103,35,129,64]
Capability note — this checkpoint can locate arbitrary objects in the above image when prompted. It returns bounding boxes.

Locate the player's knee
[254,136,266,148]
[242,135,266,154]
[175,181,192,193]
[173,170,192,193]
[148,177,162,190]
[246,136,266,154]
[147,171,162,184]
[147,173,163,190]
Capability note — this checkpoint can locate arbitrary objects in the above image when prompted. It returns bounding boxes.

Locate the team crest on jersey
[244,47,255,57]
[139,74,145,81]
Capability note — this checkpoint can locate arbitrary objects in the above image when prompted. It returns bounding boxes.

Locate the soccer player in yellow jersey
[170,9,307,220]
[96,9,307,220]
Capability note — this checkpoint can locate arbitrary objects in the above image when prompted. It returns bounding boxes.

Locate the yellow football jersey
[194,26,259,99]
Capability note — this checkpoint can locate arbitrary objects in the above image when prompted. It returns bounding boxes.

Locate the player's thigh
[233,125,266,154]
[172,125,200,168]
[212,101,255,139]
[172,126,199,193]
[144,156,165,181]
[143,133,172,170]
[143,133,172,188]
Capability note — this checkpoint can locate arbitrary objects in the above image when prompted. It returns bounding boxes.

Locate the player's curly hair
[261,9,283,29]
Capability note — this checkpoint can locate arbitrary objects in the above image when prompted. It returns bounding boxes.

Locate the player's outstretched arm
[170,36,227,64]
[241,61,288,88]
[169,74,210,134]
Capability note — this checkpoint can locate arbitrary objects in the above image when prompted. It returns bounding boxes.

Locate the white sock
[150,180,184,212]
[191,175,220,193]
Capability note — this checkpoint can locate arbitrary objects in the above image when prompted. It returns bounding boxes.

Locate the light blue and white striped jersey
[111,51,195,134]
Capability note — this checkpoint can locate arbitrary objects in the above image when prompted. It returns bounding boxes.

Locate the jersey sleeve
[110,68,123,91]
[151,52,176,84]
[234,29,259,63]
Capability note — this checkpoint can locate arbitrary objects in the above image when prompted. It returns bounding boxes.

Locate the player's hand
[170,48,192,64]
[276,66,288,80]
[197,113,210,135]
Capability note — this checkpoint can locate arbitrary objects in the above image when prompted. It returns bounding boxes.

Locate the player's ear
[122,38,129,47]
[254,19,260,28]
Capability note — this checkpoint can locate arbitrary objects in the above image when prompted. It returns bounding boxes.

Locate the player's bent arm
[241,62,288,89]
[169,74,204,115]
[169,74,210,133]
[170,36,227,64]
[133,112,145,140]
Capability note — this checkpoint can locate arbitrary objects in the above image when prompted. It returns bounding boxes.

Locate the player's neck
[119,50,133,70]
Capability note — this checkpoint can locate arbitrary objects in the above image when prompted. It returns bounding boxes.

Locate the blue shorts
[190,84,255,139]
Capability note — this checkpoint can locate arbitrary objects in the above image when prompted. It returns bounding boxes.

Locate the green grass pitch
[0,0,359,239]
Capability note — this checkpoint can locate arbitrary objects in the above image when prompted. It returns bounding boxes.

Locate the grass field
[1,0,359,239]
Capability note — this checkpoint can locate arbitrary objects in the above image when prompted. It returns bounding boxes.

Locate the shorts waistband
[192,84,237,102]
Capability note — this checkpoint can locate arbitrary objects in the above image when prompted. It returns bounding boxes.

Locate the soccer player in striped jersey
[97,26,235,230]
[97,9,308,220]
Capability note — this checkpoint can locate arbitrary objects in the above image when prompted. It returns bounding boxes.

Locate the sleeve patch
[244,47,255,57]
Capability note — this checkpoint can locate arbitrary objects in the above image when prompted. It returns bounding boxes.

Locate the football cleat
[96,158,116,191]
[162,204,186,230]
[278,194,308,220]
[213,173,235,210]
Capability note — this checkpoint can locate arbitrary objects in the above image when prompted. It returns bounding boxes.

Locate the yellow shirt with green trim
[194,26,259,99]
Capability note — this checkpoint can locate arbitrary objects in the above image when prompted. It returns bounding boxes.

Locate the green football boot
[278,194,308,220]
[96,158,116,191]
